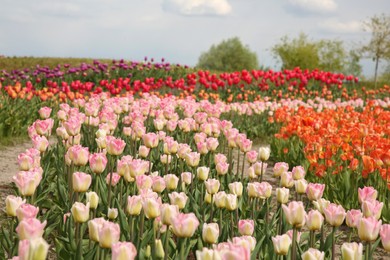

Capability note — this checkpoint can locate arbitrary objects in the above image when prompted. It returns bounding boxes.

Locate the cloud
[318,19,362,34]
[286,0,337,15]
[162,0,232,16]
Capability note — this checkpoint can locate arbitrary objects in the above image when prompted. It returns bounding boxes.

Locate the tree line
[197,13,390,87]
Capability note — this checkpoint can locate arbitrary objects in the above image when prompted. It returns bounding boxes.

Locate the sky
[0,0,389,77]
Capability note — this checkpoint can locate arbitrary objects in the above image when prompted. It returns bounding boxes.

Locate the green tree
[271,33,320,70]
[271,33,361,74]
[361,13,390,88]
[197,37,259,72]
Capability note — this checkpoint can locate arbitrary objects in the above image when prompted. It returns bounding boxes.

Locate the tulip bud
[282,201,306,228]
[258,146,270,161]
[295,179,308,194]
[197,166,210,181]
[301,248,325,260]
[126,195,142,216]
[108,208,118,220]
[272,234,291,256]
[164,174,179,191]
[99,221,120,248]
[358,217,382,242]
[228,182,243,197]
[5,195,26,217]
[71,202,90,223]
[276,187,289,204]
[380,224,390,252]
[238,220,254,236]
[155,239,165,258]
[306,210,324,231]
[205,178,220,195]
[204,192,212,204]
[324,203,346,227]
[86,192,99,209]
[202,223,219,244]
[196,248,221,260]
[341,242,363,260]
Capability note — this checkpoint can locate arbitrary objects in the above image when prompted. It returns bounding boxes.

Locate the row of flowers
[3,63,390,103]
[1,93,389,259]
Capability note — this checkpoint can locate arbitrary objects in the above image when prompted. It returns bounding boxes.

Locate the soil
[0,141,388,259]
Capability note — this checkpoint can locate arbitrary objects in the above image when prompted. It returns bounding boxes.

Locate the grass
[0,56,113,71]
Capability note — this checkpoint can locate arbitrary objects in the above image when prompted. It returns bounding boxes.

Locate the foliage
[272,33,361,74]
[197,37,259,72]
[361,13,390,87]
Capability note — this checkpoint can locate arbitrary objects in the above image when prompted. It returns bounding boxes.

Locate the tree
[271,33,320,70]
[197,37,259,72]
[361,13,390,88]
[271,33,361,75]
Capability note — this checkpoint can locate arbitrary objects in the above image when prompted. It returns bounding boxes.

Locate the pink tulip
[282,201,306,228]
[71,202,90,223]
[272,234,292,255]
[5,195,26,217]
[171,213,200,238]
[216,162,229,176]
[142,132,159,148]
[306,183,325,201]
[380,224,390,252]
[202,223,220,244]
[206,137,219,152]
[341,242,363,260]
[142,197,161,219]
[324,203,346,227]
[68,145,89,166]
[168,192,188,210]
[160,154,172,164]
[256,182,272,199]
[106,137,126,156]
[228,182,243,197]
[346,209,363,228]
[253,162,267,176]
[233,236,256,252]
[358,216,382,242]
[16,204,39,221]
[238,220,255,236]
[306,210,324,231]
[152,176,166,193]
[358,186,377,204]
[64,118,82,136]
[214,241,250,260]
[18,238,49,260]
[160,204,179,226]
[246,150,258,164]
[25,148,41,167]
[205,179,220,195]
[18,153,34,171]
[196,141,209,155]
[126,195,142,216]
[99,221,120,248]
[301,248,325,260]
[166,120,178,132]
[214,153,227,164]
[292,166,305,180]
[138,145,150,158]
[106,173,121,186]
[89,152,107,174]
[88,217,106,242]
[111,241,137,260]
[362,200,383,220]
[34,119,54,136]
[32,135,49,153]
[196,248,221,260]
[181,172,192,185]
[16,218,47,240]
[194,132,207,145]
[38,106,52,119]
[177,143,191,159]
[13,171,40,196]
[129,159,149,178]
[136,175,153,191]
[280,171,294,188]
[312,198,330,215]
[72,172,92,193]
[276,187,290,204]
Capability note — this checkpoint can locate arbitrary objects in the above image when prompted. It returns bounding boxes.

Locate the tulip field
[0,59,390,259]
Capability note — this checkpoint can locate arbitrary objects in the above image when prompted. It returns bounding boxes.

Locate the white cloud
[319,19,362,33]
[287,0,337,15]
[162,0,232,16]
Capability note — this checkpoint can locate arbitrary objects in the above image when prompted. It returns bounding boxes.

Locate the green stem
[365,241,372,260]
[260,161,264,183]
[310,230,315,248]
[237,148,240,177]
[331,226,336,260]
[180,238,186,260]
[292,227,297,260]
[163,227,170,260]
[241,152,246,180]
[209,195,214,222]
[278,204,283,235]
